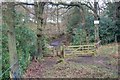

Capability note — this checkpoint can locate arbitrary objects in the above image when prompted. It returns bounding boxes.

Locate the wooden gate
[63,44,96,57]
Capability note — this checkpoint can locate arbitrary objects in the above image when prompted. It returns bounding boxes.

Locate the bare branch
[80,2,95,13]
[59,6,72,16]
[14,2,35,6]
[87,2,94,10]
[13,2,99,18]
[19,4,35,15]
[48,6,70,15]
[14,2,95,13]
[48,2,80,8]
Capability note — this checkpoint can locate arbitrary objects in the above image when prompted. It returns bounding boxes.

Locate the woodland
[0,0,120,79]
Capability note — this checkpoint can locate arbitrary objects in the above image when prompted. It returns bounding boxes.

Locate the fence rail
[63,44,97,57]
[0,61,18,78]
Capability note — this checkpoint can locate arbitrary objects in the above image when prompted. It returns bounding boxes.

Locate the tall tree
[56,5,60,34]
[94,0,100,44]
[80,6,90,44]
[115,2,120,36]
[34,2,46,59]
[3,2,20,78]
[0,2,2,78]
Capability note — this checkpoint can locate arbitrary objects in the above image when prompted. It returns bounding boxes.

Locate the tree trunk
[5,2,20,78]
[57,5,60,34]
[0,23,2,78]
[94,0,100,49]
[80,8,89,44]
[115,2,120,76]
[0,3,2,77]
[115,2,120,34]
[94,1,100,43]
[34,2,45,59]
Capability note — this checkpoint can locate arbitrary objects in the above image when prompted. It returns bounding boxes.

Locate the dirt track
[24,41,119,78]
[24,54,118,78]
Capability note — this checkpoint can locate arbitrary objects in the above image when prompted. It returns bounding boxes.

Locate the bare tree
[34,2,46,59]
[94,0,100,44]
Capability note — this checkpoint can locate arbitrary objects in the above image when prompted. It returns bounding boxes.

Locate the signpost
[94,20,99,24]
[94,20,100,48]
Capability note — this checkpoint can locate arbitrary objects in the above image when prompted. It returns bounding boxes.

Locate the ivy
[2,10,36,78]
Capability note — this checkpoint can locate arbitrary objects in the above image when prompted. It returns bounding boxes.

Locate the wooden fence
[63,44,97,57]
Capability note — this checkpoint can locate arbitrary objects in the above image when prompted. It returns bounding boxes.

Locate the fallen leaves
[23,54,118,78]
[111,53,120,59]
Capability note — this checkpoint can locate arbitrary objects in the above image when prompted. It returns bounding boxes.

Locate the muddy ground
[23,44,119,78]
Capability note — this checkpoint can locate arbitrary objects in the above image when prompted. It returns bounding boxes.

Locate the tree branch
[13,2,99,18]
[48,2,80,8]
[19,4,35,15]
[80,2,95,13]
[59,6,72,16]
[14,2,35,6]
[14,2,95,12]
